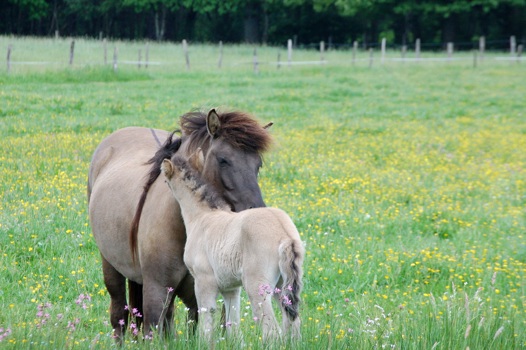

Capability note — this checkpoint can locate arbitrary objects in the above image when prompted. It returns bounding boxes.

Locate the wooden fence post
[183,39,190,70]
[517,44,523,64]
[510,36,516,55]
[145,42,149,68]
[6,44,12,74]
[381,37,386,64]
[352,41,358,65]
[401,45,407,60]
[415,38,421,59]
[320,41,325,61]
[103,38,107,65]
[447,42,453,59]
[479,36,485,61]
[287,39,292,66]
[277,51,281,69]
[138,49,142,69]
[368,48,373,68]
[218,41,223,69]
[69,40,75,66]
[253,47,259,74]
[113,46,118,72]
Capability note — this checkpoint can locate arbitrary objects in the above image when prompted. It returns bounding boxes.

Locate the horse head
[183,109,272,212]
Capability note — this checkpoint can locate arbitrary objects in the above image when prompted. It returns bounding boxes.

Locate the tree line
[2,0,525,48]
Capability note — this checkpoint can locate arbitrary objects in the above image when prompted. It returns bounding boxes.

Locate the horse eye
[217,156,229,166]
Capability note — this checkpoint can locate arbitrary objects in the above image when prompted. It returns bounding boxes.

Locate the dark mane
[181,110,272,154]
[130,132,182,263]
[171,156,230,211]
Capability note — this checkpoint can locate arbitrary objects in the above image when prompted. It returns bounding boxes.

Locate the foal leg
[274,293,301,340]
[175,272,199,335]
[222,288,241,339]
[244,279,281,341]
[194,276,219,345]
[101,256,128,343]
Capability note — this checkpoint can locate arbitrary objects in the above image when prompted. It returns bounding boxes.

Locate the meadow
[0,37,525,349]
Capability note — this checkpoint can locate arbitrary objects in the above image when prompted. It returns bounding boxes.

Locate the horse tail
[130,132,182,263]
[278,238,304,321]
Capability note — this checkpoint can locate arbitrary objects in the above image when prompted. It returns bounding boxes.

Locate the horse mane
[180,110,272,154]
[171,156,230,211]
[130,132,182,263]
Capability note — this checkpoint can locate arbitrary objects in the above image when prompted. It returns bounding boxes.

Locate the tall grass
[0,37,525,348]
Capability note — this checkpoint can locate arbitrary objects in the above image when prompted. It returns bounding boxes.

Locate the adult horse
[87,109,272,340]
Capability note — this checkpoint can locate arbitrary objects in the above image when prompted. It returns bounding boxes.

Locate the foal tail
[278,239,304,321]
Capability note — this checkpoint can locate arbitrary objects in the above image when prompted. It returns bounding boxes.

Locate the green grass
[0,36,525,349]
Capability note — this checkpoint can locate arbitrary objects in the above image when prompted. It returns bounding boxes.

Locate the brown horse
[87,109,272,340]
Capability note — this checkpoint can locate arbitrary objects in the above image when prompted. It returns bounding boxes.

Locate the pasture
[0,37,525,349]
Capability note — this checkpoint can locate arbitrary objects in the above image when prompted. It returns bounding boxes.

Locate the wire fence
[2,35,525,75]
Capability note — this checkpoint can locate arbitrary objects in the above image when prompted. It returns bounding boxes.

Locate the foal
[161,156,304,343]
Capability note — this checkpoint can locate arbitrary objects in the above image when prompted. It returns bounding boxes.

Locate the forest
[2,0,526,49]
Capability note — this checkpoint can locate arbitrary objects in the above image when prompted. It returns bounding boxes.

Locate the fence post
[447,42,453,59]
[253,47,259,74]
[113,46,118,72]
[277,51,281,69]
[183,39,190,70]
[401,45,407,61]
[415,38,421,59]
[218,41,223,69]
[138,49,142,69]
[6,44,12,74]
[479,36,485,61]
[517,44,523,64]
[510,36,516,55]
[352,41,358,65]
[69,40,75,66]
[368,48,373,68]
[381,37,386,64]
[145,42,149,68]
[103,38,107,65]
[287,39,292,66]
[320,41,325,61]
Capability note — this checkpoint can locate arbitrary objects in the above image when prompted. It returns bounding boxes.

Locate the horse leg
[128,280,143,331]
[142,280,174,336]
[101,256,128,343]
[175,272,199,335]
[222,288,242,340]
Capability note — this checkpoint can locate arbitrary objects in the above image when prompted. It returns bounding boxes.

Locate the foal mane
[130,132,182,263]
[171,156,230,211]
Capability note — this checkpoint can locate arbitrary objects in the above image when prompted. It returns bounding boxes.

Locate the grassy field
[0,36,525,349]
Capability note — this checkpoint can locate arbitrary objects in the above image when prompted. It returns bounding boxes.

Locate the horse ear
[189,147,205,172]
[161,159,174,179]
[206,109,221,138]
[263,122,273,129]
